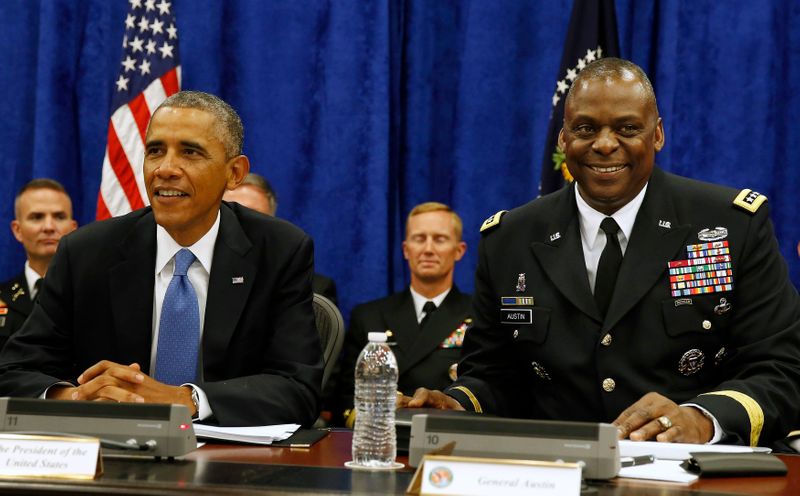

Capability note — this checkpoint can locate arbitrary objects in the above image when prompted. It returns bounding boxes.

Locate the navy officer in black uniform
[0,179,77,349]
[334,202,472,427]
[405,58,800,447]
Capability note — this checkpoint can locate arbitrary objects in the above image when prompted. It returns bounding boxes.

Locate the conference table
[0,429,797,495]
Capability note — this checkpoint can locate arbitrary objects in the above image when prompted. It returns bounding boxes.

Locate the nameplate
[407,454,581,495]
[0,434,101,479]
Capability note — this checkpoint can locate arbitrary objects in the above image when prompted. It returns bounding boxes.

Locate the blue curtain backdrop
[0,0,798,323]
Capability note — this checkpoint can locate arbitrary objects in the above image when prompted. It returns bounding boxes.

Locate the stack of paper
[193,424,300,445]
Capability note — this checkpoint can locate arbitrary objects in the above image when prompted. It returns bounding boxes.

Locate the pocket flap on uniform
[661,298,725,337]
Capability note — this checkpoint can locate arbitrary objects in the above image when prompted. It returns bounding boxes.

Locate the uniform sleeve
[690,205,800,446]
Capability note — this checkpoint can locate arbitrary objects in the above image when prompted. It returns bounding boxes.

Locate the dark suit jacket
[0,274,33,351]
[333,286,472,418]
[447,167,800,447]
[0,203,323,427]
[312,274,338,305]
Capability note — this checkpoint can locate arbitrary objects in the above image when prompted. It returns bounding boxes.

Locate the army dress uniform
[333,286,472,425]
[0,274,34,351]
[445,167,800,447]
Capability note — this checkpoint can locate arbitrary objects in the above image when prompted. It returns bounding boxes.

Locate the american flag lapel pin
[232,276,244,285]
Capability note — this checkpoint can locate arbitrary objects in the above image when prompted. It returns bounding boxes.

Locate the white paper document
[619,440,770,461]
[193,423,300,445]
[618,459,699,484]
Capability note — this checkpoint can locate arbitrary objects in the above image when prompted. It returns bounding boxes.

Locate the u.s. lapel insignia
[698,227,728,242]
[678,349,705,376]
[231,276,244,284]
[714,297,732,315]
[658,220,672,229]
[549,232,561,242]
[516,273,526,293]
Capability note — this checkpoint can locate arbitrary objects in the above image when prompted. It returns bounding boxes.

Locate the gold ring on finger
[657,415,673,431]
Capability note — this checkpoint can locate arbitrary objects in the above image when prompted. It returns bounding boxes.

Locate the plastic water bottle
[350,331,400,468]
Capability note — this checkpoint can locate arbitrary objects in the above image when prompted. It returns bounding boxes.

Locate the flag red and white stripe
[97,0,181,219]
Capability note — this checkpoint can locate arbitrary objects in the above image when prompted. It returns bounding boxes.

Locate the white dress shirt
[24,261,42,300]
[150,211,221,421]
[409,286,451,324]
[575,183,647,294]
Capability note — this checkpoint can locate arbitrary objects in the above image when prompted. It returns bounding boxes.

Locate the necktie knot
[33,278,43,293]
[422,301,437,315]
[600,217,620,236]
[173,249,196,276]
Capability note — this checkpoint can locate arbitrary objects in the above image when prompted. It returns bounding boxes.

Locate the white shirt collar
[575,182,648,250]
[409,286,451,323]
[155,210,221,276]
[23,261,42,297]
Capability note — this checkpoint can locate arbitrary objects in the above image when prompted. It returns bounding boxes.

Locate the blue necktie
[154,248,200,385]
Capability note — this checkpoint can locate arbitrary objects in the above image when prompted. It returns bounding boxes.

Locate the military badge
[516,273,526,293]
[714,297,732,315]
[698,227,728,242]
[678,349,705,376]
[531,361,551,381]
[714,347,727,366]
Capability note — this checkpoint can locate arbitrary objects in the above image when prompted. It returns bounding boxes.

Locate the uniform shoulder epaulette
[480,210,508,234]
[732,189,768,214]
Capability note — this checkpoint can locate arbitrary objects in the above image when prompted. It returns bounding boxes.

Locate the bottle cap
[367,332,388,343]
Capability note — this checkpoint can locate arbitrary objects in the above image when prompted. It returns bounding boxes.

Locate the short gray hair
[154,90,244,158]
[566,57,658,114]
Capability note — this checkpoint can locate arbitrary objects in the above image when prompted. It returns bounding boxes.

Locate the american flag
[96,0,180,219]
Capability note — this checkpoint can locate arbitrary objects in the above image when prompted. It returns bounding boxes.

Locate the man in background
[0,179,77,348]
[333,202,472,427]
[223,172,337,303]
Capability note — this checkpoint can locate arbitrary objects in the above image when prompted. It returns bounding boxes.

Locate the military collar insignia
[658,220,672,229]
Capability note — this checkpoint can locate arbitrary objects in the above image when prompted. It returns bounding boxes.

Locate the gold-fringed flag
[539,0,620,195]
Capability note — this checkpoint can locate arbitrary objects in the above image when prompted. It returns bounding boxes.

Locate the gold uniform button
[602,378,616,392]
[601,333,612,346]
[702,320,712,330]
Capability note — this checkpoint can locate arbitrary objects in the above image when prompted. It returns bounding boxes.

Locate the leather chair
[312,293,345,391]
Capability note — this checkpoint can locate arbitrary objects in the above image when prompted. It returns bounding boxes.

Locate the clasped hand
[47,360,194,415]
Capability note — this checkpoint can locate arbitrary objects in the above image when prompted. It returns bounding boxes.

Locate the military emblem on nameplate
[678,349,705,376]
[516,273,526,293]
[668,241,734,297]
